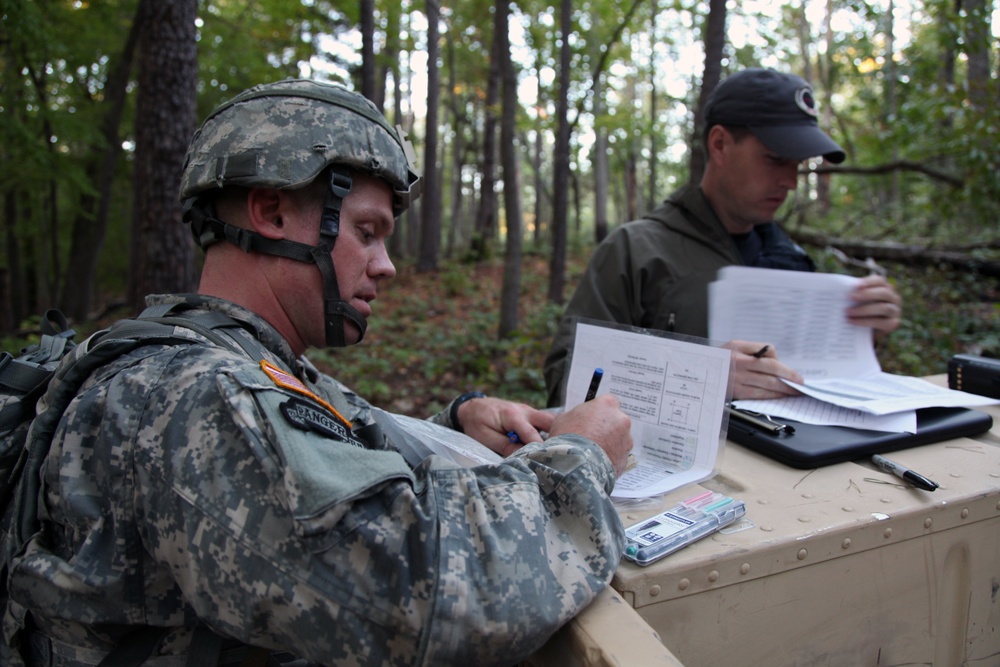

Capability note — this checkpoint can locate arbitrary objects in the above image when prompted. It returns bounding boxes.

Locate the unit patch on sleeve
[260,360,365,448]
[279,397,367,448]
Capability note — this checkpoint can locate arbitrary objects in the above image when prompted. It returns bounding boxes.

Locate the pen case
[623,492,747,567]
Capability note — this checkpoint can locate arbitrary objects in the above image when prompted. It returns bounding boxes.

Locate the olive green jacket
[543,184,811,407]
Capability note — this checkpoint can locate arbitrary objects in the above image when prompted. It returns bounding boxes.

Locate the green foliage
[310,258,566,415]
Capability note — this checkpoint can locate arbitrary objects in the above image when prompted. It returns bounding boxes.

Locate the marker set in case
[623,491,746,566]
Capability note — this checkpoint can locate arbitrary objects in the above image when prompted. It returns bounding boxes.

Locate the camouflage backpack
[0,310,77,515]
[0,305,273,666]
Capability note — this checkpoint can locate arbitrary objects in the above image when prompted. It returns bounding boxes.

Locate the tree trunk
[647,1,660,213]
[592,72,609,244]
[547,0,572,305]
[497,0,522,339]
[59,2,142,321]
[2,192,24,332]
[532,52,546,246]
[417,0,441,272]
[688,0,726,184]
[359,0,377,104]
[128,0,198,313]
[445,34,466,258]
[387,4,407,260]
[964,0,990,110]
[474,11,502,261]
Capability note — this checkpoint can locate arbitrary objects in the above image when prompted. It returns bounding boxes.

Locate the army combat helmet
[179,79,421,347]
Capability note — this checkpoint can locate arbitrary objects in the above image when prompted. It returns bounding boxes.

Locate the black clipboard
[728,406,994,469]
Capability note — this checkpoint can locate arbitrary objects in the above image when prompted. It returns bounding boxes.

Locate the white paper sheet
[732,395,918,432]
[785,372,1000,415]
[564,322,732,499]
[709,266,999,424]
[709,265,880,379]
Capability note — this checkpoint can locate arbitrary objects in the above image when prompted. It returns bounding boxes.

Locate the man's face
[330,173,397,345]
[709,129,801,234]
[284,172,397,348]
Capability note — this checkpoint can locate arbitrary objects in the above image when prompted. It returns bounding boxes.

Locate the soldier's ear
[246,188,285,239]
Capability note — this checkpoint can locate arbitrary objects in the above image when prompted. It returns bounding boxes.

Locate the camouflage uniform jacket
[3,294,625,666]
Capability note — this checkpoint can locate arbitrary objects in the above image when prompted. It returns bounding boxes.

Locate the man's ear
[246,188,285,239]
[705,125,729,163]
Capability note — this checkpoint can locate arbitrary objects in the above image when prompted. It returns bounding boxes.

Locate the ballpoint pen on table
[726,405,795,435]
[871,453,939,491]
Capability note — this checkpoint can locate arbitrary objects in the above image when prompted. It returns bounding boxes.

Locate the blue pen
[585,368,604,402]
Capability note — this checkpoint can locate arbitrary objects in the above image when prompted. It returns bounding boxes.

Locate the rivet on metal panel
[739,563,751,575]
[797,516,812,523]
[924,517,933,529]
[707,570,719,582]
[996,500,1000,511]
[961,508,970,519]
[883,527,893,539]
[801,493,814,499]
[842,506,855,512]
[677,579,690,591]
[797,548,808,560]
[649,585,661,597]
[841,538,852,550]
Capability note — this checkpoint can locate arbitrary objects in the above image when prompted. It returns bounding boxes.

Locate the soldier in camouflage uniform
[2,79,633,666]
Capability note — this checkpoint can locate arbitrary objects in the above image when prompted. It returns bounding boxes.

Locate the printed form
[709,266,997,429]
[565,321,731,499]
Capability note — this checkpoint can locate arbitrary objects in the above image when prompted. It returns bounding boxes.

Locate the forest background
[2,0,999,417]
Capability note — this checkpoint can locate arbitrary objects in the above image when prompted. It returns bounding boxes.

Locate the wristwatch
[450,391,486,433]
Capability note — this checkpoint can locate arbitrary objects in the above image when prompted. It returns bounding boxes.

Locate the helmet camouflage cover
[179,79,420,216]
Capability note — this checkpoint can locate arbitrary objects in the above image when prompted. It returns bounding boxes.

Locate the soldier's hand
[549,394,633,476]
[457,397,557,457]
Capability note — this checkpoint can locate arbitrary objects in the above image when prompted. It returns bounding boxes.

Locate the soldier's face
[327,174,397,345]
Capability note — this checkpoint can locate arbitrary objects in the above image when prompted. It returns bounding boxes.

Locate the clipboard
[727,406,994,469]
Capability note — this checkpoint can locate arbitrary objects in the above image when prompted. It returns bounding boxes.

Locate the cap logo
[795,86,819,118]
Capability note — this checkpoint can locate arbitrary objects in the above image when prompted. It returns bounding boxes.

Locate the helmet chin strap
[183,168,367,349]
[314,169,367,348]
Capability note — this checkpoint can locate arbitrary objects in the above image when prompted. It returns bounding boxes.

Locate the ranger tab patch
[260,360,358,441]
[279,397,366,448]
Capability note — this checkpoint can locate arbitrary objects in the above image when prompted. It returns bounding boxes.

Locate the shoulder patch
[260,359,352,424]
[280,397,366,448]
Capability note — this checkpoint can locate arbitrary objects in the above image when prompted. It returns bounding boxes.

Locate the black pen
[871,454,939,491]
[752,345,770,358]
[726,405,795,435]
[584,368,604,402]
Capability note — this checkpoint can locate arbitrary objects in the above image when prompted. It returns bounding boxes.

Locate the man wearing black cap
[544,68,902,406]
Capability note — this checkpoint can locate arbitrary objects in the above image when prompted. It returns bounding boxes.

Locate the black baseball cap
[704,68,845,163]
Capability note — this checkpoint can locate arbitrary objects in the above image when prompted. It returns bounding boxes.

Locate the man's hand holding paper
[724,339,803,400]
[847,274,903,337]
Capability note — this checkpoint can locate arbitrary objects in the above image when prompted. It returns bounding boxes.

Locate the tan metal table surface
[531,379,1000,666]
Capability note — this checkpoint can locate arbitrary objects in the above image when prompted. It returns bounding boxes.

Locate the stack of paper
[709,266,998,433]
